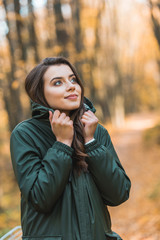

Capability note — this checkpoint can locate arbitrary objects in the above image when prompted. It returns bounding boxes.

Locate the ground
[107,112,160,240]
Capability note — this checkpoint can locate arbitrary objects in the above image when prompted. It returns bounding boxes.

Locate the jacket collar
[31,97,96,119]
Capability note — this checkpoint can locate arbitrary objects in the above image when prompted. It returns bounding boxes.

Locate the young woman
[10,57,131,240]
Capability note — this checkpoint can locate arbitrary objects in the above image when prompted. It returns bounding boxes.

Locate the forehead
[44,64,74,80]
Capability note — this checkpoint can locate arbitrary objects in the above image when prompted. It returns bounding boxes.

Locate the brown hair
[25,57,88,174]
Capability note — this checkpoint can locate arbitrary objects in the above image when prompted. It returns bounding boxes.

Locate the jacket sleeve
[84,124,131,206]
[10,127,73,213]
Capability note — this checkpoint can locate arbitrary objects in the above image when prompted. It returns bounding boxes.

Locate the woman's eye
[54,80,62,86]
[71,78,77,83]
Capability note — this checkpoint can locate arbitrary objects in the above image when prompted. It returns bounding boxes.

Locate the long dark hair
[25,57,88,174]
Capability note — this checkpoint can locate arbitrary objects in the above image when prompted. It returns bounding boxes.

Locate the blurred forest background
[0,0,160,239]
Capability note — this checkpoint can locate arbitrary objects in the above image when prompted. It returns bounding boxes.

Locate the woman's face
[43,64,82,115]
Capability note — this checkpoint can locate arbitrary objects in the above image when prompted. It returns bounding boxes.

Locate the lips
[65,94,78,99]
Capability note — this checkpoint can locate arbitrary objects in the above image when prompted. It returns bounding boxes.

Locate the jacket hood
[31,97,96,119]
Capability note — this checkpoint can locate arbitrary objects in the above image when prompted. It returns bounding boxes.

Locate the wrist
[85,138,95,145]
[85,137,94,144]
[57,139,72,147]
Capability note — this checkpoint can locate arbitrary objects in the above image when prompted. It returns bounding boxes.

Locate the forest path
[106,112,160,240]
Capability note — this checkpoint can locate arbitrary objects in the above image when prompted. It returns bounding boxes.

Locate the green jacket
[10,97,131,240]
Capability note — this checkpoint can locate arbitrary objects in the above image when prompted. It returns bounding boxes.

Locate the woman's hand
[49,110,74,147]
[81,110,98,143]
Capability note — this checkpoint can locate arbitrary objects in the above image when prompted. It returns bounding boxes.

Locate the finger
[83,111,98,122]
[88,110,95,115]
[58,112,67,121]
[82,115,98,124]
[83,110,94,117]
[82,112,94,119]
[49,111,53,123]
[64,116,70,122]
[81,115,91,120]
[81,118,88,124]
[53,110,61,121]
[81,118,86,126]
[68,120,73,126]
[61,116,71,125]
[52,110,61,124]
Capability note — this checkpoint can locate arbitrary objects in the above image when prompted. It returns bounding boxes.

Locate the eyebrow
[50,74,75,83]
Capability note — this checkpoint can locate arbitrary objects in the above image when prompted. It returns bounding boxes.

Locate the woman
[10,57,131,240]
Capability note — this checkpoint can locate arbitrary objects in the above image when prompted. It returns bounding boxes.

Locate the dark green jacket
[10,98,131,240]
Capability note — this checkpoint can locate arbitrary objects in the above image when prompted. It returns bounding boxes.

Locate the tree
[148,0,160,89]
[2,0,23,131]
[99,0,126,127]
[53,0,70,57]
[148,0,160,49]
[14,0,27,60]
[27,0,40,62]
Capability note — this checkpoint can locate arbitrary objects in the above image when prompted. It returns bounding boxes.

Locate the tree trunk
[109,94,125,128]
[2,0,23,131]
[104,0,125,127]
[88,1,107,121]
[149,0,160,49]
[46,0,55,49]
[71,0,84,80]
[28,0,40,62]
[148,0,160,88]
[53,0,69,57]
[14,0,27,60]
[72,0,83,53]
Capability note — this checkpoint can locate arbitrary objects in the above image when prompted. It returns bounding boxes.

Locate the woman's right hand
[49,110,74,147]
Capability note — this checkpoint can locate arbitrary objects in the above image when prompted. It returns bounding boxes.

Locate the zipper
[77,172,92,240]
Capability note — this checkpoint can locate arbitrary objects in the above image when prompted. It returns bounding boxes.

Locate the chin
[73,103,81,109]
[60,101,81,112]
[68,106,79,111]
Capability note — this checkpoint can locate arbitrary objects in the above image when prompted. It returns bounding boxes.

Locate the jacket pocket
[22,236,62,240]
[105,231,123,240]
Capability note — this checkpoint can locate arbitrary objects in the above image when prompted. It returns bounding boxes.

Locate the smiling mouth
[65,94,78,99]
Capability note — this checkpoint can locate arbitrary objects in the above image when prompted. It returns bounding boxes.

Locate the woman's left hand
[81,110,98,143]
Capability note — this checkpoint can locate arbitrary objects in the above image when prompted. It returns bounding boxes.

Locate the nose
[66,81,75,91]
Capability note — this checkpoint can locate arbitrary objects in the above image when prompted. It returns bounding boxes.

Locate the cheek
[44,86,50,99]
[44,86,58,104]
[77,85,82,95]
[44,86,61,98]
